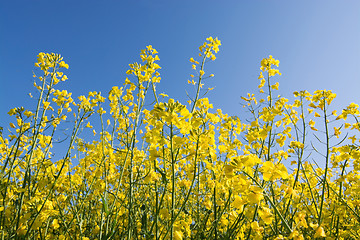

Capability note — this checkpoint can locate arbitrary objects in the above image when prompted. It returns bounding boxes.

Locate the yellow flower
[8,108,17,116]
[224,165,235,178]
[289,230,304,240]
[258,207,273,224]
[271,82,279,90]
[250,221,263,232]
[189,57,199,64]
[248,190,263,204]
[334,127,341,138]
[59,61,69,69]
[174,230,183,240]
[232,195,245,210]
[314,226,326,238]
[52,219,60,230]
[261,161,289,181]
[92,225,100,235]
[24,110,34,117]
[289,141,304,149]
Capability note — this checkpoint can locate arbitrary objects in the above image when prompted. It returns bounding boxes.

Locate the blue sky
[1,0,360,130]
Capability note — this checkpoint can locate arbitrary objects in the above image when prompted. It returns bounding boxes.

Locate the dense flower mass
[1,38,360,239]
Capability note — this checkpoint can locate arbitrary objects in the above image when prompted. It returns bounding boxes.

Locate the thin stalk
[24,110,87,238]
[170,123,175,240]
[318,100,330,225]
[335,159,347,238]
[161,137,200,239]
[16,64,57,236]
[191,50,208,113]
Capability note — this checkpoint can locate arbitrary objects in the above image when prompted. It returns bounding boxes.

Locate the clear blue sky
[1,0,360,130]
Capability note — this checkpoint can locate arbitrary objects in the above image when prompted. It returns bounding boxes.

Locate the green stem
[191,50,208,113]
[319,99,330,225]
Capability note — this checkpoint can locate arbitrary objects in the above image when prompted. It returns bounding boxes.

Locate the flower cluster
[1,38,360,240]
